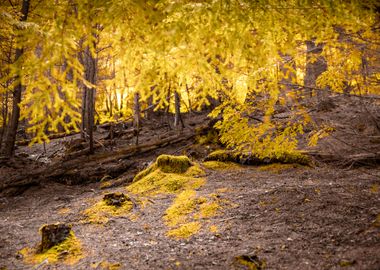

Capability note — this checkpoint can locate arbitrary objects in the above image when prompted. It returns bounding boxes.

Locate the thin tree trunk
[185,84,192,113]
[304,40,327,98]
[81,88,87,139]
[82,40,97,154]
[133,91,141,145]
[174,91,184,129]
[1,0,30,157]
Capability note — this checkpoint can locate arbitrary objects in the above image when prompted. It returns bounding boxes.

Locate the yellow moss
[209,225,219,233]
[91,261,122,270]
[184,164,206,177]
[83,199,133,224]
[216,187,231,193]
[133,155,193,182]
[58,207,71,215]
[370,184,379,193]
[20,231,84,265]
[257,163,303,173]
[373,214,380,228]
[166,222,201,239]
[128,168,205,196]
[203,161,240,170]
[164,190,200,227]
[197,201,220,219]
[234,255,265,270]
[100,181,112,189]
[206,150,235,162]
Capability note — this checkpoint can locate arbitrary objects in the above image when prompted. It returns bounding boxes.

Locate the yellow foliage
[20,231,84,265]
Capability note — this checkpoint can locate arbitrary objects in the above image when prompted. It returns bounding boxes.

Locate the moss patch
[164,190,223,239]
[91,261,122,270]
[82,196,133,224]
[133,155,193,182]
[205,149,310,166]
[257,163,304,173]
[128,157,205,196]
[205,150,236,162]
[166,222,201,239]
[164,190,200,227]
[234,255,266,270]
[20,231,84,265]
[203,161,240,170]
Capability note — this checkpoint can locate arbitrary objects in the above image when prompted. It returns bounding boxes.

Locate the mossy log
[1,122,211,195]
[39,223,72,253]
[205,149,310,165]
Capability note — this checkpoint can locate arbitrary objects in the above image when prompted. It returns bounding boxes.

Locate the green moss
[166,222,201,239]
[83,198,133,224]
[20,231,84,265]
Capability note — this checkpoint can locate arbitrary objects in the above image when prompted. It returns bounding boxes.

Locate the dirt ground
[0,162,379,270]
[1,94,380,270]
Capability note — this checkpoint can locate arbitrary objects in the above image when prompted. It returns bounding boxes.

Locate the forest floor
[0,94,380,270]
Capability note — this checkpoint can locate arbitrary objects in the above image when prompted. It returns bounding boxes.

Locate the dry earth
[0,162,379,270]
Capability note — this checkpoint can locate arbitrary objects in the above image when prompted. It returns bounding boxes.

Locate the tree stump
[103,192,130,207]
[39,223,72,252]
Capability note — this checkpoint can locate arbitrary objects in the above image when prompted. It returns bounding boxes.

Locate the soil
[0,95,380,270]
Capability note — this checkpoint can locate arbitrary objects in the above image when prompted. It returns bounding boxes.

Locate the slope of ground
[0,163,379,269]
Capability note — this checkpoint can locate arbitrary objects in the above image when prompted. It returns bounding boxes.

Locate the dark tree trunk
[304,40,327,98]
[1,0,30,157]
[185,84,193,113]
[83,44,97,154]
[145,95,153,120]
[174,91,184,129]
[133,91,140,145]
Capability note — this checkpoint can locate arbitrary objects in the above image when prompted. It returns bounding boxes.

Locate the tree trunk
[133,91,140,145]
[185,84,193,113]
[304,40,327,98]
[1,0,30,157]
[174,91,184,129]
[83,44,97,154]
[145,95,153,120]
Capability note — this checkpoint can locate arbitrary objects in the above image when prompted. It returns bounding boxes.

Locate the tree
[1,0,30,157]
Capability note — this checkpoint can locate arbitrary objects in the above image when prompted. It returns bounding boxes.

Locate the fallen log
[0,123,209,194]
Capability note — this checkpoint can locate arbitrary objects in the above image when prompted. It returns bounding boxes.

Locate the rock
[103,192,130,206]
[39,223,72,252]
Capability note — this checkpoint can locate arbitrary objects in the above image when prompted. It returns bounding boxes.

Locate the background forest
[0,0,378,159]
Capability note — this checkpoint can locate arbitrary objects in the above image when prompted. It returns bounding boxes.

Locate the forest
[0,0,379,269]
